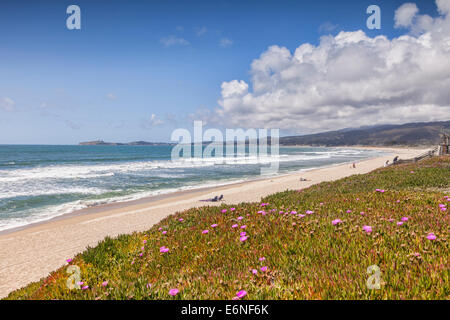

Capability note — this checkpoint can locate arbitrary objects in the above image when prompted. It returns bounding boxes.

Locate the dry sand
[0,147,427,298]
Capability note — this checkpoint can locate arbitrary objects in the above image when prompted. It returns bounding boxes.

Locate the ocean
[0,145,384,231]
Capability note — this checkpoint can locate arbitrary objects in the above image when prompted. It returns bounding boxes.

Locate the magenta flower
[397,221,404,226]
[221,209,227,213]
[362,225,372,233]
[178,218,184,222]
[320,202,324,205]
[401,217,408,222]
[66,258,73,263]
[77,281,84,286]
[168,288,179,296]
[260,266,268,272]
[162,231,167,235]
[202,229,209,234]
[291,211,297,214]
[251,269,257,275]
[438,204,445,208]
[239,236,248,242]
[306,210,314,214]
[236,290,247,298]
[298,214,305,218]
[258,210,264,214]
[160,246,169,253]
[82,285,89,290]
[292,222,296,226]
[240,225,247,229]
[426,233,436,240]
[143,240,147,244]
[279,211,284,214]
[102,281,108,287]
[146,283,152,289]
[442,207,447,211]
[240,232,246,236]
[211,224,218,228]
[232,224,238,228]
[346,210,352,213]
[410,170,414,173]
[139,253,143,257]
[259,257,266,261]
[237,216,243,220]
[141,246,145,250]
[230,208,236,211]
[396,200,400,203]
[360,212,365,216]
[332,219,342,225]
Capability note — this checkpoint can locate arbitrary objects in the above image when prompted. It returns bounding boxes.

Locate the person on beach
[352,162,356,168]
[384,160,389,167]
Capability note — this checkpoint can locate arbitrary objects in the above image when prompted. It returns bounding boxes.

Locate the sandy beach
[0,147,428,298]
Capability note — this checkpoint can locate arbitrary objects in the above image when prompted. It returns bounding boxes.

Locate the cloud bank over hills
[216,0,450,134]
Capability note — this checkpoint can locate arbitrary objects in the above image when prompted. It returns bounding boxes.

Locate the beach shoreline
[0,146,428,298]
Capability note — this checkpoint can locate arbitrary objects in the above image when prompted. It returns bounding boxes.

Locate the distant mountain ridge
[79,120,450,147]
[279,121,450,147]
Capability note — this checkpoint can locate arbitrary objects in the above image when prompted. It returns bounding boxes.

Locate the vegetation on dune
[5,156,450,300]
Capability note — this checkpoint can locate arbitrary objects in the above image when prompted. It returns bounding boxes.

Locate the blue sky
[0,0,443,144]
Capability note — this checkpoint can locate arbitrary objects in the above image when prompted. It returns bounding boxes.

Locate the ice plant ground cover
[5,156,449,300]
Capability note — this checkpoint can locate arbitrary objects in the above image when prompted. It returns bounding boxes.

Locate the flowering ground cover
[5,156,449,300]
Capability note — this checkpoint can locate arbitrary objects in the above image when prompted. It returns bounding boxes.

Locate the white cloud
[149,114,164,126]
[106,93,117,100]
[395,3,419,28]
[160,35,190,47]
[196,26,207,36]
[216,1,450,133]
[0,97,15,111]
[318,22,338,34]
[219,38,233,47]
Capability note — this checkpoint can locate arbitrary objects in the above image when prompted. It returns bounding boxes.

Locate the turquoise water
[0,145,383,231]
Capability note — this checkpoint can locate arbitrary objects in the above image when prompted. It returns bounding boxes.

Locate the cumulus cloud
[0,97,15,111]
[160,35,190,47]
[216,1,450,133]
[395,3,419,28]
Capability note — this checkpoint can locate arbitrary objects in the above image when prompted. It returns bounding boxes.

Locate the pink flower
[168,288,179,296]
[401,217,408,222]
[236,290,247,298]
[240,225,247,229]
[332,219,342,225]
[232,224,238,228]
[230,208,235,211]
[77,281,84,286]
[162,231,167,235]
[251,269,257,275]
[298,214,305,218]
[396,200,400,203]
[202,230,209,234]
[356,198,360,201]
[291,211,297,214]
[292,222,296,226]
[306,210,314,214]
[360,212,365,216]
[82,285,89,290]
[346,210,352,213]
[320,202,324,205]
[102,281,108,287]
[240,232,246,236]
[143,240,147,244]
[239,236,248,242]
[221,209,227,213]
[397,221,404,226]
[146,283,152,289]
[139,253,143,257]
[279,211,284,214]
[178,218,184,222]
[66,258,73,263]
[260,266,268,272]
[438,204,445,208]
[259,257,266,261]
[141,246,145,250]
[158,227,162,231]
[258,210,264,214]
[160,246,169,253]
[362,225,372,233]
[237,216,243,220]
[442,207,447,211]
[211,224,218,228]
[426,233,436,240]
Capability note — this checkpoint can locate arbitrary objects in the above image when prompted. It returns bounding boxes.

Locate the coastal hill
[79,140,174,146]
[279,120,450,147]
[79,120,450,147]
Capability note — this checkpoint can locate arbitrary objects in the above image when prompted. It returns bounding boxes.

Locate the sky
[0,0,449,144]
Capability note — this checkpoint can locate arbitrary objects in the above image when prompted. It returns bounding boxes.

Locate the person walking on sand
[384,160,389,167]
[352,162,356,168]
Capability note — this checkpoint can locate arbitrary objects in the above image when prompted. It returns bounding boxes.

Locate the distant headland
[78,140,174,146]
